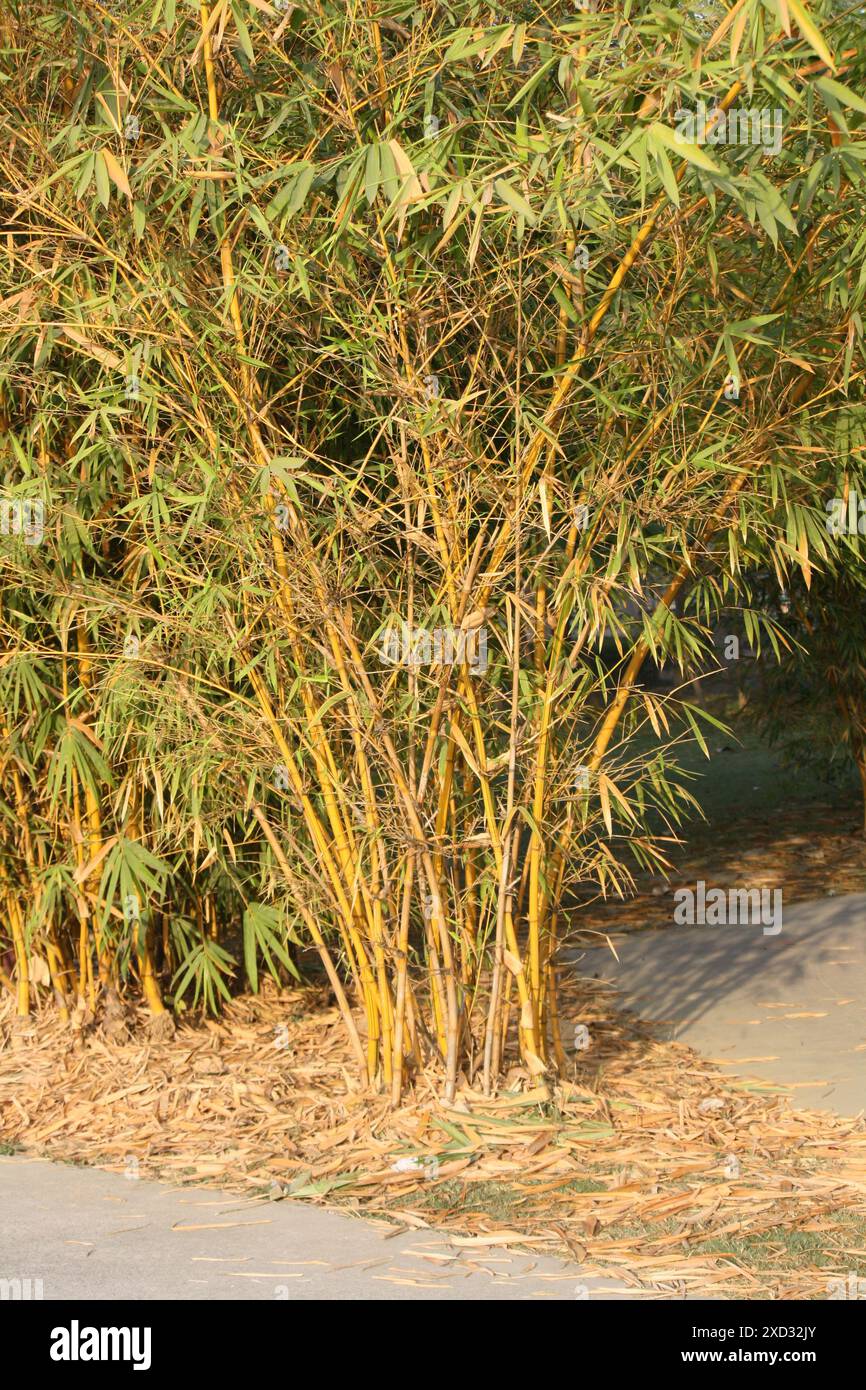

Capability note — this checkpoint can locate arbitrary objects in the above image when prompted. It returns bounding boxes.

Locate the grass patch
[392,1179,528,1220]
[390,1172,866,1283]
[692,1214,866,1274]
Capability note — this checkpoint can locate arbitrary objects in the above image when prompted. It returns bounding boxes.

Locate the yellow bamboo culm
[6,892,29,1017]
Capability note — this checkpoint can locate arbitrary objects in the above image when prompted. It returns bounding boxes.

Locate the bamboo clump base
[2,979,865,1300]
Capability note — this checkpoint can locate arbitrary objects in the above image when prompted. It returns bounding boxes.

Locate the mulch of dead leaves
[570,801,866,947]
[3,971,865,1301]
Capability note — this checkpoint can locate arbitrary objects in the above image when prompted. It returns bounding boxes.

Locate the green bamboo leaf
[816,76,866,117]
[94,151,111,208]
[364,142,381,208]
[74,152,96,201]
[232,2,254,62]
[266,164,314,219]
[649,121,721,173]
[652,142,681,205]
[444,27,510,63]
[787,0,835,71]
[494,178,536,224]
[551,281,580,322]
[248,204,272,239]
[287,164,315,216]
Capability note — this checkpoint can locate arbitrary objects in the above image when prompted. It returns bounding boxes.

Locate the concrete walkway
[572,892,866,1116]
[0,1156,635,1301]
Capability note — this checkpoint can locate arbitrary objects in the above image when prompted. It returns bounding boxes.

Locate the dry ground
[3,968,866,1300]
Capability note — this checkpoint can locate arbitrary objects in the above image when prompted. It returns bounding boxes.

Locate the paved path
[572,892,866,1116]
[0,1156,636,1301]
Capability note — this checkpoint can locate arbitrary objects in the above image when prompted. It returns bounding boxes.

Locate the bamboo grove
[1,0,865,1099]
